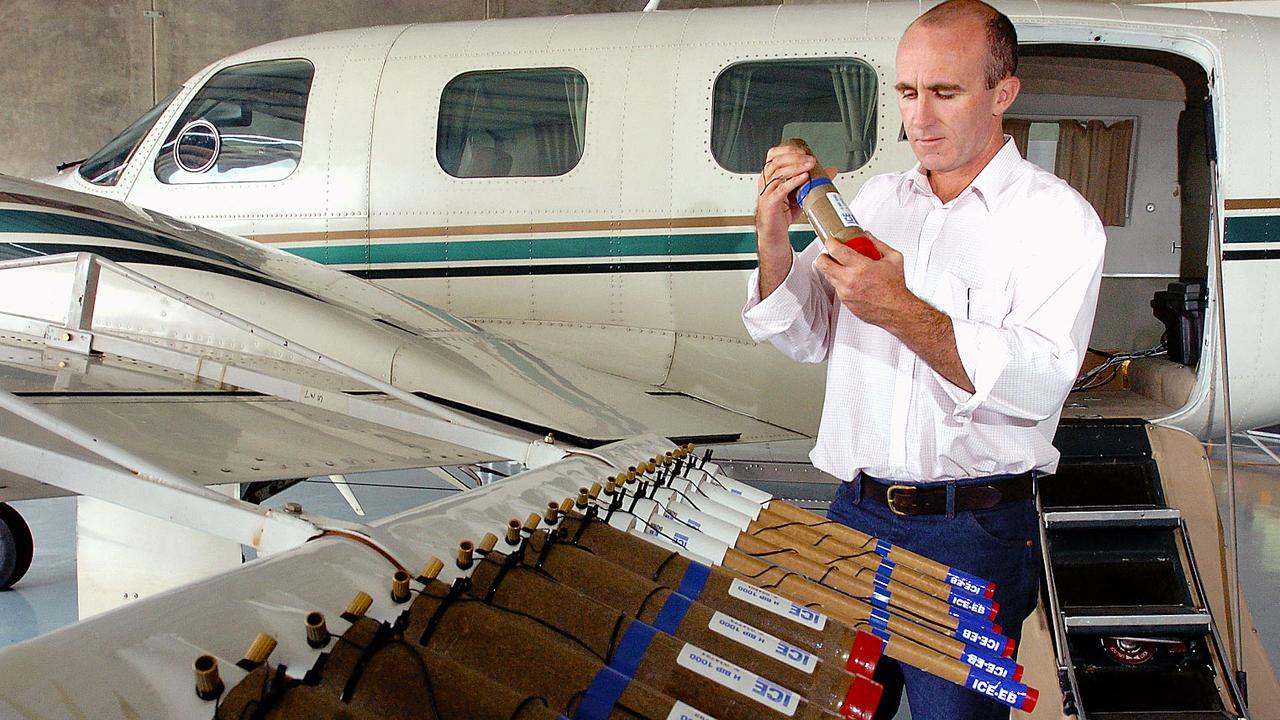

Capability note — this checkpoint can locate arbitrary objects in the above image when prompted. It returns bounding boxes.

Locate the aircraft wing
[0,174,803,504]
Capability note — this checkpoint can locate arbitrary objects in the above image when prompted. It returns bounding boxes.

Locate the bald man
[743,1,1105,717]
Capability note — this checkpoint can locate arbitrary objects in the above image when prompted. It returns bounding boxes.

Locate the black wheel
[0,503,33,590]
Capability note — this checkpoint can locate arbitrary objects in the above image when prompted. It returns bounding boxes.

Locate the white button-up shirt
[743,139,1106,482]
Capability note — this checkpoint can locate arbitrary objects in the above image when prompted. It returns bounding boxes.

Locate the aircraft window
[154,59,315,185]
[712,59,877,174]
[78,90,179,186]
[437,68,588,178]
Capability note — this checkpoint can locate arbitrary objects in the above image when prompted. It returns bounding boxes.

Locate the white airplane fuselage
[39,1,1280,439]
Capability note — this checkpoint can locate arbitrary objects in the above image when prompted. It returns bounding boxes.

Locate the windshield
[78,90,179,186]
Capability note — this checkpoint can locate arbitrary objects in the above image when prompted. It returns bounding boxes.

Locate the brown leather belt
[858,473,1033,516]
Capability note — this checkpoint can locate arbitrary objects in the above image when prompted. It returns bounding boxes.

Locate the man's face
[895,20,1012,180]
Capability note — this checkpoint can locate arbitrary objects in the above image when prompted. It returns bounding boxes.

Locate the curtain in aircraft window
[711,59,877,174]
[79,90,179,186]
[1007,118,1135,226]
[437,68,588,178]
[153,59,315,184]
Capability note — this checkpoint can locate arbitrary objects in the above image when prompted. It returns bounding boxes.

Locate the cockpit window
[78,90,179,186]
[154,59,314,185]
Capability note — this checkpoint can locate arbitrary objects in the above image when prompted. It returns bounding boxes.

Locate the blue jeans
[826,477,1042,720]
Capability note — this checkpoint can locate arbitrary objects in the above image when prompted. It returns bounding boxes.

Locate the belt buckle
[885,484,915,516]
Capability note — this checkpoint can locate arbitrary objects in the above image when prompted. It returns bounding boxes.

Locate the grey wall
[1,0,782,180]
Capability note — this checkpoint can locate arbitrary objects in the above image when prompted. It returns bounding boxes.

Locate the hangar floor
[1,439,1276,718]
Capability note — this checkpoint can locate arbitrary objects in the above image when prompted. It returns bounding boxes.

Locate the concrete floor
[1,442,1276,718]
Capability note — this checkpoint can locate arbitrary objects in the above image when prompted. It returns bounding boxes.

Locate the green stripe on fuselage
[1224,215,1280,244]
[285,230,815,265]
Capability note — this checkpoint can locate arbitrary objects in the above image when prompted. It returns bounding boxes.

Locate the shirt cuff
[941,316,1012,419]
[742,251,811,343]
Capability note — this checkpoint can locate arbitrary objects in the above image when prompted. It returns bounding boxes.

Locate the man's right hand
[755,143,836,299]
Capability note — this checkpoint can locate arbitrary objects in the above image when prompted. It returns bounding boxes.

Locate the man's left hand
[814,233,914,331]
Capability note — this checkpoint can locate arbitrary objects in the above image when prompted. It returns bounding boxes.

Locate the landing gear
[0,503,33,590]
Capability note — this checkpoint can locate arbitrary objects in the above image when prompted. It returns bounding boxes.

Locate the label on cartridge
[827,192,859,227]
[960,650,1017,680]
[677,644,800,717]
[644,515,729,565]
[708,611,818,674]
[956,624,1005,655]
[663,502,744,544]
[727,579,828,631]
[964,667,1031,710]
[666,702,717,720]
[949,591,994,618]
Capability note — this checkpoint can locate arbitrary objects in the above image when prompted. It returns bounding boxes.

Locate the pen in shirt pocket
[966,287,971,320]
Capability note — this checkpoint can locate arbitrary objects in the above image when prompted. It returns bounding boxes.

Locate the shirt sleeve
[936,190,1107,422]
[742,237,838,364]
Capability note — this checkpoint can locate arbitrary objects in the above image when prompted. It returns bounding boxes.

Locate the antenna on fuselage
[643,0,662,10]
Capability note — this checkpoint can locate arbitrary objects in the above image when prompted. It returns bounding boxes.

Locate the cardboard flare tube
[557,515,1024,695]
[733,534,980,632]
[745,522,958,602]
[241,633,277,668]
[193,654,223,701]
[407,579,844,720]
[759,501,994,597]
[306,612,331,648]
[519,529,861,667]
[214,618,569,720]
[469,551,864,712]
[344,591,373,620]
[418,557,445,582]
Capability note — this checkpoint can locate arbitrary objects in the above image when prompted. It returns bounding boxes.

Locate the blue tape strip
[611,621,659,678]
[675,561,711,601]
[874,539,891,557]
[874,558,896,587]
[870,588,891,609]
[653,592,694,634]
[573,667,630,720]
[868,607,891,632]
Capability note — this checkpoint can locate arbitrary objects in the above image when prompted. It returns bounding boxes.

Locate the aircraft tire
[0,503,33,590]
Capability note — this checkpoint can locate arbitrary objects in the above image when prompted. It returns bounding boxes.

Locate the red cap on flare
[1013,664,1024,683]
[989,601,1000,621]
[1002,637,1017,658]
[983,582,996,599]
[992,623,1002,635]
[845,631,884,678]
[1021,687,1039,713]
[840,675,884,720]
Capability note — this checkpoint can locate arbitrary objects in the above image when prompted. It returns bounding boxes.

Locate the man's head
[895,0,1020,193]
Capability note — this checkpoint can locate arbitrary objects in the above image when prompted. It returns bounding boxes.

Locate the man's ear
[993,75,1020,115]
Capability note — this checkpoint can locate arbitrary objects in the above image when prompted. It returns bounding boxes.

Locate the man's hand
[755,143,836,300]
[816,233,976,393]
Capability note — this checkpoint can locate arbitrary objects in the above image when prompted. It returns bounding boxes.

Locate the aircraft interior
[1008,44,1213,421]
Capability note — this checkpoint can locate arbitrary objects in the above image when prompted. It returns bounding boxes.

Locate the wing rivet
[283,502,303,514]
[193,655,223,700]
[305,612,330,648]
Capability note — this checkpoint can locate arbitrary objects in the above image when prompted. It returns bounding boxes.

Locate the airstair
[1042,419,1248,719]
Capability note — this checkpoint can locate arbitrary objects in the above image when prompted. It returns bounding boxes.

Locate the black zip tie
[417,577,471,647]
[340,620,395,703]
[482,546,525,604]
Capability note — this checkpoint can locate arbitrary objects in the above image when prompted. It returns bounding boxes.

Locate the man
[742,1,1105,718]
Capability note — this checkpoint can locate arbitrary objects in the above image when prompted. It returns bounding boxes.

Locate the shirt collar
[896,136,1022,210]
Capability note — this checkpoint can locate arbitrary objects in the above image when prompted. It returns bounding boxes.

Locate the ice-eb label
[665,701,718,720]
[708,611,817,674]
[965,669,1029,709]
[945,571,987,597]
[958,625,1004,655]
[827,192,858,227]
[676,644,799,717]
[727,578,827,631]
[949,592,992,618]
[962,650,1015,679]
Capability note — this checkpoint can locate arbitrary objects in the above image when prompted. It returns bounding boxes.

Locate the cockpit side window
[711,58,878,174]
[79,90,179,186]
[437,68,588,178]
[154,59,315,185]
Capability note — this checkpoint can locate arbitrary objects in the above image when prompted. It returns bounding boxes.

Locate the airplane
[3,0,1279,716]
